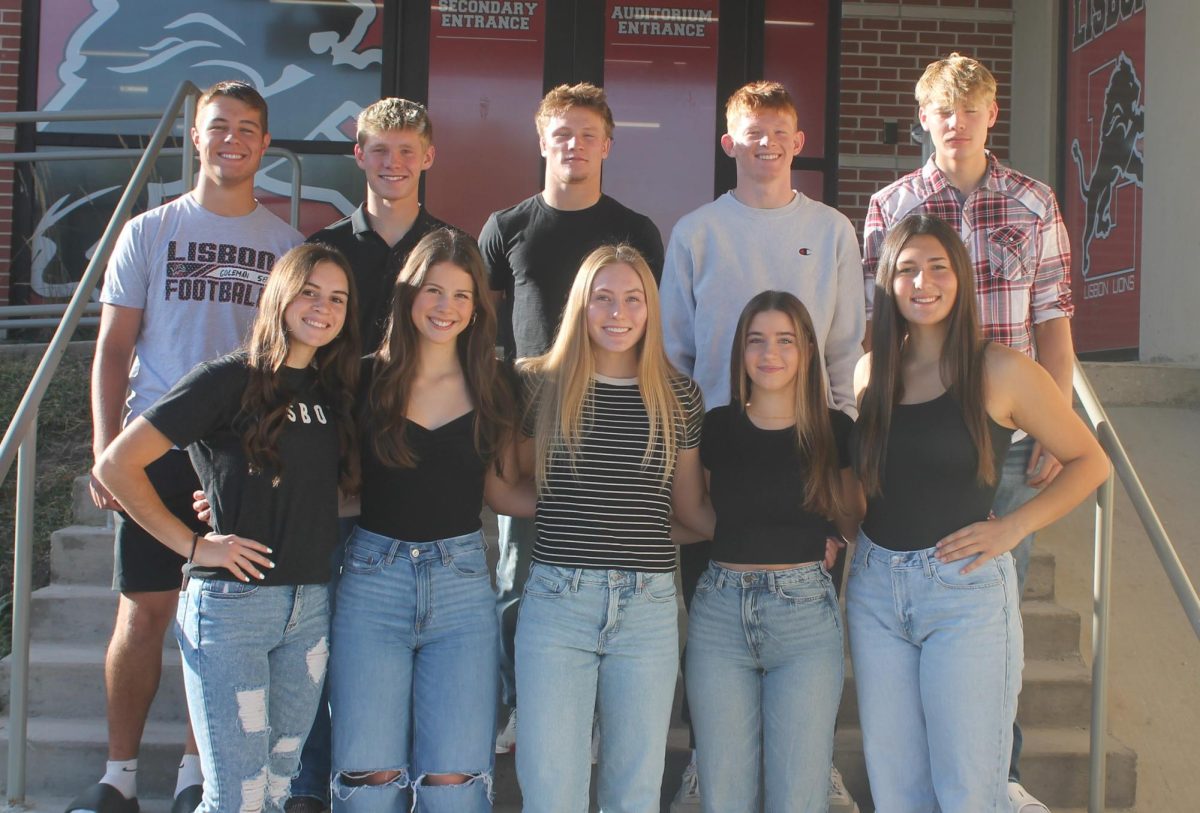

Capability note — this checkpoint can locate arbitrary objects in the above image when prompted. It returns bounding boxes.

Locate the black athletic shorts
[112,448,206,593]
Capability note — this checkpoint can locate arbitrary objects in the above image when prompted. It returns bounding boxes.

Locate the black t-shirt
[307,205,451,355]
[857,391,1014,552]
[142,354,342,585]
[358,361,487,542]
[480,193,664,361]
[701,406,853,565]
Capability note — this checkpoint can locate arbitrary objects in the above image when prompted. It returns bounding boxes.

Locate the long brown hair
[241,243,361,493]
[855,214,993,496]
[729,291,843,517]
[521,244,686,491]
[367,228,515,470]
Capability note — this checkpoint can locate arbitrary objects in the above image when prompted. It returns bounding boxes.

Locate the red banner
[1063,0,1146,352]
[426,1,547,235]
[601,1,720,237]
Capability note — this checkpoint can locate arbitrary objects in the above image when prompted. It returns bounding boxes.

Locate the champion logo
[797,247,812,256]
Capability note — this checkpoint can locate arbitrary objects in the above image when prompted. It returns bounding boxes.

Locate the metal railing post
[182,91,195,190]
[6,417,37,805]
[1088,468,1115,813]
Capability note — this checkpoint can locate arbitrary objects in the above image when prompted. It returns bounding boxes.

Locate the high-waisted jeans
[514,563,679,813]
[685,561,844,813]
[847,531,1023,813]
[329,527,498,813]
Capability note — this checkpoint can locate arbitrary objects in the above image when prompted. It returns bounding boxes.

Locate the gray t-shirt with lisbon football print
[101,192,302,422]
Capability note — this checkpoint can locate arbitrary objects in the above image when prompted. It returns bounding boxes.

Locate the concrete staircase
[0,477,1138,812]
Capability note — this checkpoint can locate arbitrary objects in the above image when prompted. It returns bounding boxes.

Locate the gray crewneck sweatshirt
[660,191,865,415]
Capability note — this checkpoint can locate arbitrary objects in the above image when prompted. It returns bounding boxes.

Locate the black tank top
[859,391,1014,552]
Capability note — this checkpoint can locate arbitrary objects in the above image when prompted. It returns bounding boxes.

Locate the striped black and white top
[527,373,704,572]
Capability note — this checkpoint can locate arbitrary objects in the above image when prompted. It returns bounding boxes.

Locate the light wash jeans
[515,564,679,813]
[329,527,497,813]
[847,532,1023,813]
[176,579,330,813]
[685,561,844,813]
[991,436,1039,781]
[290,516,355,803]
[494,514,536,710]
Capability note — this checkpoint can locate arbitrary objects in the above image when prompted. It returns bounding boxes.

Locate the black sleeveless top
[857,391,1014,552]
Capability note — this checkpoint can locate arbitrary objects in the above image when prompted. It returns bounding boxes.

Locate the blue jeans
[685,562,844,813]
[847,533,1023,813]
[992,436,1038,781]
[494,514,536,710]
[290,517,355,803]
[176,579,330,813]
[515,564,678,813]
[329,527,498,813]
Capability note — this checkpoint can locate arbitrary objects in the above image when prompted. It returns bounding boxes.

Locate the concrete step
[838,656,1094,729]
[50,525,115,587]
[29,584,119,644]
[1020,599,1082,660]
[0,717,190,799]
[0,643,187,723]
[72,475,112,528]
[1023,549,1055,601]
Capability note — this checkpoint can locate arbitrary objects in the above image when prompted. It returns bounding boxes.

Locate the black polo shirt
[308,205,451,354]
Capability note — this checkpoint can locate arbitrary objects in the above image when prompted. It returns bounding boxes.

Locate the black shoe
[170,784,203,813]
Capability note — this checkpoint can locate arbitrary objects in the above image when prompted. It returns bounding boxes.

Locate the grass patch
[0,349,94,656]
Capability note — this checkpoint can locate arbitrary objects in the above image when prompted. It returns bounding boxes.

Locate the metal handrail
[0,80,202,804]
[1073,359,1200,813]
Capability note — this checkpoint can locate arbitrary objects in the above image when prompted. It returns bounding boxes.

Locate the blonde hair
[915,52,997,108]
[535,83,615,140]
[356,97,433,146]
[725,80,798,131]
[520,245,685,491]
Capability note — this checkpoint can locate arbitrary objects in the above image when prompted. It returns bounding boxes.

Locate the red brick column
[0,0,20,306]
[837,0,1014,233]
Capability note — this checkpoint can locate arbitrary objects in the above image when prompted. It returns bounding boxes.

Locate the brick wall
[0,0,18,307]
[837,0,1015,233]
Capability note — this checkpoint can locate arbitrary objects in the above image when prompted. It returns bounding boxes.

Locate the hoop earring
[470,312,478,326]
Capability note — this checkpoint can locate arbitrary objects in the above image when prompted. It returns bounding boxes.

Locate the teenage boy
[76,80,302,813]
[480,82,663,754]
[285,96,451,813]
[658,80,864,813]
[863,53,1073,813]
[308,97,451,355]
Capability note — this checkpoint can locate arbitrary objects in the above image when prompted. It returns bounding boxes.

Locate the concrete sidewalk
[1040,401,1200,812]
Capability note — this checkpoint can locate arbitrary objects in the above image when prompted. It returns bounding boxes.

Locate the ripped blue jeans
[176,579,330,813]
[330,527,497,813]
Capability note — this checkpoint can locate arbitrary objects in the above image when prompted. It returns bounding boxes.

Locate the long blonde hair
[520,244,685,491]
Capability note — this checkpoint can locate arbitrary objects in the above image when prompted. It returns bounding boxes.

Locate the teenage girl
[328,228,532,813]
[513,244,711,813]
[685,291,859,813]
[95,243,361,813]
[849,214,1108,811]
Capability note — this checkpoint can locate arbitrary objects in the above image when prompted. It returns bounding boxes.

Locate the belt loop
[437,540,450,566]
[570,568,583,593]
[386,539,401,565]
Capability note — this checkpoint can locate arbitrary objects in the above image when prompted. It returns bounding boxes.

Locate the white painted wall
[1009,0,1059,185]
[1140,2,1200,363]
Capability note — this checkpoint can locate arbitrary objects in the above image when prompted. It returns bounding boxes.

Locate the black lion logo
[1070,52,1144,278]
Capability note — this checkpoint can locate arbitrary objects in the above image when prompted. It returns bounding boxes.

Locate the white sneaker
[494,708,517,754]
[669,754,701,812]
[828,766,860,813]
[1008,781,1051,812]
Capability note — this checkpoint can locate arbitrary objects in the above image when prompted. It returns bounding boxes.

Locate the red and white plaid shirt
[862,153,1073,359]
